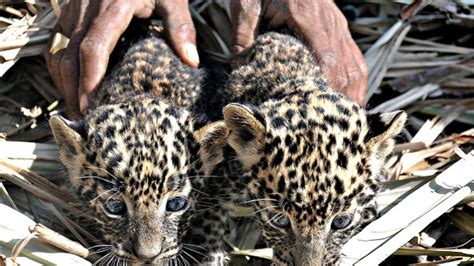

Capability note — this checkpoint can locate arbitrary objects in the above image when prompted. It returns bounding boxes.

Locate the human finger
[57,0,101,117]
[157,0,199,68]
[287,0,358,97]
[45,27,67,98]
[231,0,262,64]
[347,37,368,105]
[45,3,79,117]
[338,36,362,102]
[78,0,135,112]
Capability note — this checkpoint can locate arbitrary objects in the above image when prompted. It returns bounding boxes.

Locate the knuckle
[331,4,349,28]
[115,0,129,6]
[337,75,349,90]
[160,0,188,15]
[347,69,361,84]
[175,21,195,34]
[235,0,256,9]
[233,31,252,45]
[320,54,338,68]
[232,0,261,26]
[341,18,349,30]
[79,39,94,53]
[359,60,369,77]
[79,38,103,56]
[59,54,75,70]
[337,12,349,28]
[47,52,61,67]
[112,1,131,15]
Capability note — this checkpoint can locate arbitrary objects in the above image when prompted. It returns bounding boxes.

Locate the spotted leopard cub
[49,36,228,265]
[212,33,406,265]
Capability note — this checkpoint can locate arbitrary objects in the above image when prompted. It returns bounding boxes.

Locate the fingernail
[184,43,199,67]
[79,93,89,113]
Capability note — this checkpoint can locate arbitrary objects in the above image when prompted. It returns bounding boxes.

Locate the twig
[29,224,89,258]
[0,5,25,18]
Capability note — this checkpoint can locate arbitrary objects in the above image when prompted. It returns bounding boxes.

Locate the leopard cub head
[219,94,406,265]
[50,96,226,264]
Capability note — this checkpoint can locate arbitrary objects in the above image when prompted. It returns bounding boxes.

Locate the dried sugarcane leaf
[0,141,59,161]
[399,142,457,175]
[447,209,474,235]
[0,141,62,178]
[0,182,17,209]
[369,83,439,113]
[377,177,430,214]
[410,104,467,146]
[0,159,79,213]
[0,204,91,265]
[365,21,411,101]
[394,246,474,257]
[384,59,474,92]
[419,106,474,126]
[431,0,474,27]
[364,0,435,101]
[340,151,474,265]
[39,201,91,249]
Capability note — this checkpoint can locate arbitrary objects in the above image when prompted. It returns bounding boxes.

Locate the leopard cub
[206,32,406,265]
[50,36,228,265]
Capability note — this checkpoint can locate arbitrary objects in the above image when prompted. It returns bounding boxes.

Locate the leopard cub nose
[132,243,162,261]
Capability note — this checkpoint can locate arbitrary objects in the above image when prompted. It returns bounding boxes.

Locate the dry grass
[0,0,473,265]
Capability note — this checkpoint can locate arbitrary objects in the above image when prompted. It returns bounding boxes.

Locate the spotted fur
[207,32,407,265]
[50,36,231,265]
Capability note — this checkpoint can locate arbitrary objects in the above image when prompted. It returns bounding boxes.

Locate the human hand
[45,0,199,117]
[231,0,368,105]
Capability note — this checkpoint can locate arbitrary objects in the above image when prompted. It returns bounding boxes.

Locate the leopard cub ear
[49,115,85,169]
[365,110,407,159]
[194,121,229,168]
[223,103,266,169]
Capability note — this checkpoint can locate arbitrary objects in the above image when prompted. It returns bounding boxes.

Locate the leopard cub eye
[104,199,127,217]
[268,213,291,229]
[331,214,353,230]
[166,197,188,212]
